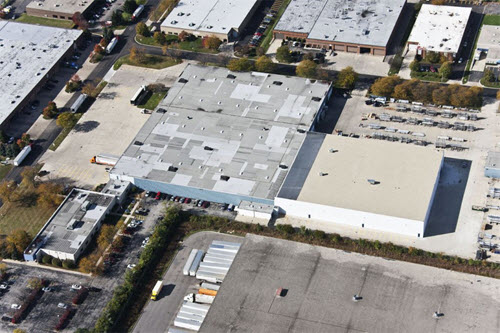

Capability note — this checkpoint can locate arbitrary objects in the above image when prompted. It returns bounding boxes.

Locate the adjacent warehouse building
[275,133,443,237]
[407,4,471,60]
[0,21,82,130]
[111,64,332,208]
[475,25,500,65]
[273,0,406,56]
[485,151,500,178]
[160,0,262,41]
[23,189,116,262]
[26,0,96,20]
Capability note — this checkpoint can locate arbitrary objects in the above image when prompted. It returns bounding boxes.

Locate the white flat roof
[279,134,443,222]
[0,21,82,126]
[161,0,258,35]
[477,25,500,61]
[408,4,471,54]
[275,0,406,47]
[27,0,95,14]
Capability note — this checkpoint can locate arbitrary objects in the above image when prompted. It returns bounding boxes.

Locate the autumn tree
[203,35,222,50]
[296,60,317,78]
[335,66,358,90]
[16,133,31,149]
[6,230,31,257]
[57,112,79,129]
[483,69,495,83]
[409,60,420,72]
[227,58,255,72]
[438,61,452,80]
[36,182,63,208]
[97,225,115,250]
[78,255,97,273]
[276,45,292,63]
[27,278,43,290]
[153,31,167,45]
[0,180,17,203]
[72,12,88,30]
[20,166,37,189]
[255,55,275,73]
[130,46,146,63]
[0,263,6,276]
[431,0,446,5]
[42,101,58,119]
[136,22,149,37]
[432,85,450,105]
[370,75,402,97]
[178,31,190,42]
[496,89,500,100]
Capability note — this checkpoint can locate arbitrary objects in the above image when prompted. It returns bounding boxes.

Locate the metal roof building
[276,133,444,237]
[24,189,116,262]
[273,0,406,56]
[111,64,332,207]
[0,21,82,129]
[160,0,261,41]
[26,0,97,20]
[485,151,500,179]
[407,4,471,59]
[476,25,500,65]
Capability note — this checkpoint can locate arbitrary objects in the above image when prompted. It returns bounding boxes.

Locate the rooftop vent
[171,20,178,24]
[178,78,188,83]
[279,164,288,169]
[156,108,167,113]
[133,141,143,146]
[227,74,236,79]
[220,175,230,181]
[207,25,213,29]
[273,81,283,86]
[312,97,321,102]
[177,12,184,16]
[367,179,379,185]
[319,172,328,176]
[204,146,213,151]
[297,129,306,133]
[189,23,195,27]
[168,166,178,172]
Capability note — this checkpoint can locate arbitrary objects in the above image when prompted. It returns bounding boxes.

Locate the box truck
[90,154,120,166]
[151,280,163,300]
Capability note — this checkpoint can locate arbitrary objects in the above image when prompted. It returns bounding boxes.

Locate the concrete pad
[323,51,390,77]
[39,62,189,189]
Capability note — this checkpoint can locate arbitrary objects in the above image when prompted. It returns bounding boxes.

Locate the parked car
[0,283,8,289]
[11,304,21,310]
[201,201,210,208]
[127,264,136,269]
[42,287,53,292]
[197,200,204,207]
[155,192,161,200]
[71,284,82,290]
[57,303,68,309]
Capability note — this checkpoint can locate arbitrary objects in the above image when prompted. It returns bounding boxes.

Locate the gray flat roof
[477,25,500,61]
[37,189,115,255]
[112,64,330,202]
[0,21,82,126]
[275,0,406,47]
[26,0,95,14]
[161,0,259,35]
[201,234,500,333]
[279,134,443,222]
[408,4,471,54]
[486,151,500,170]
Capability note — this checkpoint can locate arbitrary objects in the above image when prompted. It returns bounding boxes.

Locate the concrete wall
[275,197,425,237]
[235,207,272,221]
[485,167,500,178]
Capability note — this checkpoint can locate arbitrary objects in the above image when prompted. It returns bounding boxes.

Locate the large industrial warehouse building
[111,65,332,209]
[0,21,82,130]
[160,0,262,41]
[273,0,406,56]
[26,0,97,20]
[275,133,443,237]
[407,4,471,60]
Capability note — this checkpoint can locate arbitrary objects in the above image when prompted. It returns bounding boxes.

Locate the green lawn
[0,165,13,182]
[483,15,500,26]
[411,71,447,82]
[136,34,178,46]
[260,0,292,52]
[480,77,500,88]
[136,35,217,53]
[114,54,181,70]
[49,114,83,151]
[0,201,55,236]
[16,14,75,29]
[138,92,168,110]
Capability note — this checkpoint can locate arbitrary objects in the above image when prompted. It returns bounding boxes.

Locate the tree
[296,60,317,78]
[0,263,6,276]
[102,27,114,43]
[276,45,292,63]
[425,51,441,64]
[97,225,115,250]
[178,31,190,42]
[82,82,97,97]
[432,85,450,105]
[393,80,414,100]
[20,166,37,189]
[496,89,500,100]
[130,46,146,63]
[13,329,26,333]
[27,278,43,290]
[484,69,495,83]
[57,112,79,129]
[153,31,167,45]
[0,180,17,203]
[123,0,138,14]
[36,182,63,208]
[111,10,123,26]
[51,257,62,267]
[136,22,149,37]
[370,75,402,97]
[438,61,452,80]
[255,56,275,73]
[72,12,88,30]
[335,66,358,90]
[42,101,58,119]
[16,133,30,149]
[162,44,169,56]
[409,60,420,72]
[227,58,255,72]
[78,256,96,273]
[5,230,31,256]
[203,35,222,50]
[431,0,446,4]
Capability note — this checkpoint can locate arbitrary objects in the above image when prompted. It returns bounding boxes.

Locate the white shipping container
[13,145,31,166]
[196,270,225,283]
[174,318,201,331]
[169,328,194,333]
[437,136,450,140]
[452,137,465,142]
[183,249,198,276]
[200,262,231,269]
[200,282,220,291]
[194,294,215,304]
[176,312,205,322]
[202,255,234,264]
[198,266,228,275]
[209,245,238,254]
[211,240,241,249]
[180,305,208,316]
[412,132,425,137]
[189,250,204,276]
[207,248,237,257]
[182,301,210,313]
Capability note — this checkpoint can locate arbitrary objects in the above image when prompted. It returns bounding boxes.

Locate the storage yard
[200,234,500,333]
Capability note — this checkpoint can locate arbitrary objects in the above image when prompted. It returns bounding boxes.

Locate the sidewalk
[2,259,92,277]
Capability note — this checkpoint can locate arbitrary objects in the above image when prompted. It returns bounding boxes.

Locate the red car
[254,32,263,37]
[183,198,191,204]
[201,201,210,208]
[155,192,161,200]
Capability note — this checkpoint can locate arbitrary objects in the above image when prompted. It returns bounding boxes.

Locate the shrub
[312,230,326,239]
[331,233,343,243]
[62,260,75,269]
[276,224,295,235]
[51,257,62,267]
[42,255,52,264]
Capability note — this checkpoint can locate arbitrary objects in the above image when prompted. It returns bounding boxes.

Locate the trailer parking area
[201,234,500,333]
[308,91,500,259]
[39,62,188,189]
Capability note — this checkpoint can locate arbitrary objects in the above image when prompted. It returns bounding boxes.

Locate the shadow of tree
[98,92,117,100]
[74,121,100,133]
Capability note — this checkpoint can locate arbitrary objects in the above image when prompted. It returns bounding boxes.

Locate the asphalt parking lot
[0,264,108,332]
[201,234,500,333]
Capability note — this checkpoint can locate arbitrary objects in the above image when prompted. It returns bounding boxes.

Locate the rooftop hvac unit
[367,179,379,185]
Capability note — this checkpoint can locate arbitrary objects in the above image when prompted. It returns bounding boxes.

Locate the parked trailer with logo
[71,93,88,113]
[13,145,31,166]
